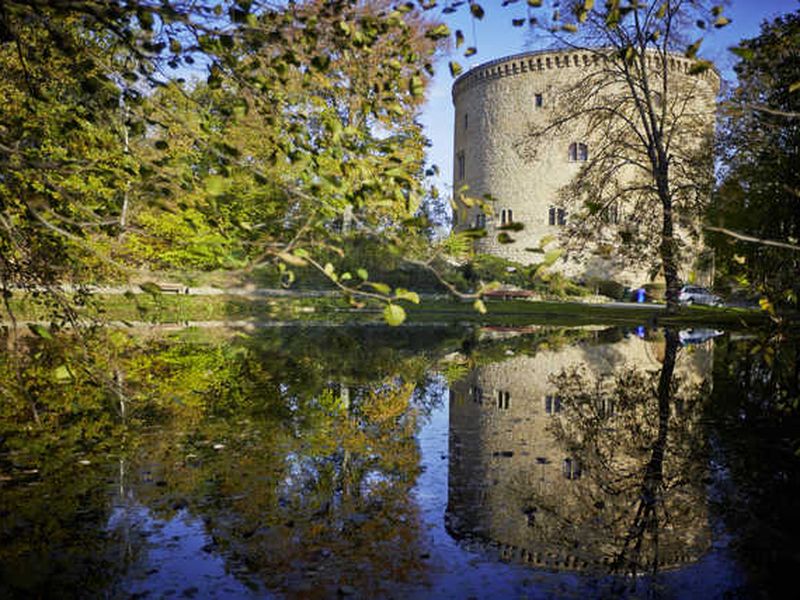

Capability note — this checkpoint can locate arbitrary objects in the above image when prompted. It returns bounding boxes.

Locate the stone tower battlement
[451,48,719,287]
[452,49,717,101]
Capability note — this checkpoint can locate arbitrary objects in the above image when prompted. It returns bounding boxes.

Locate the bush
[596,279,626,300]
[643,282,666,301]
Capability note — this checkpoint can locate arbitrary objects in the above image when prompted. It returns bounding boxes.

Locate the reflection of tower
[447,331,713,572]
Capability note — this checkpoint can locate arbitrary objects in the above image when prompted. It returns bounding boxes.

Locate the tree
[709,10,800,311]
[513,1,722,310]
[0,1,448,326]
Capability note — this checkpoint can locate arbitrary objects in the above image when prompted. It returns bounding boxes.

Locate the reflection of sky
[108,505,265,598]
[420,0,800,207]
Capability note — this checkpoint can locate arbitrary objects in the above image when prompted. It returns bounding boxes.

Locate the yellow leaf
[383,303,406,326]
[278,252,308,267]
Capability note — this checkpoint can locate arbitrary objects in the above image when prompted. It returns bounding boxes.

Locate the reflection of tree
[0,326,454,597]
[547,330,709,579]
[447,329,712,583]
[707,332,800,598]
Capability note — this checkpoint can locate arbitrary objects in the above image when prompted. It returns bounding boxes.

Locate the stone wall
[451,49,719,287]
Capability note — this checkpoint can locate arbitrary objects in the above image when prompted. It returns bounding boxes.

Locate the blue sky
[419,0,800,200]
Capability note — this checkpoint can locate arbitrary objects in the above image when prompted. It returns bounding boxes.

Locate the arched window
[578,142,588,161]
[568,142,577,161]
[475,213,486,229]
[500,208,513,225]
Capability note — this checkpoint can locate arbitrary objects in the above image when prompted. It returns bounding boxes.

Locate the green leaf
[455,30,465,48]
[383,303,407,326]
[464,47,477,57]
[53,365,72,381]
[409,75,424,97]
[685,39,702,59]
[28,323,53,339]
[730,46,755,61]
[449,61,463,77]
[789,80,800,93]
[426,24,450,40]
[367,282,392,295]
[562,24,578,33]
[394,288,420,304]
[528,0,543,6]
[470,3,485,20]
[277,252,308,267]
[688,60,712,75]
[357,268,369,280]
[473,299,487,314]
[206,175,226,196]
[323,263,337,281]
[714,16,731,29]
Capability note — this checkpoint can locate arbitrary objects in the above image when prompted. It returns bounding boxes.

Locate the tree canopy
[710,9,800,310]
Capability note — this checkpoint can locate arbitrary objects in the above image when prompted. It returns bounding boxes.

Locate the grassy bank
[3,291,773,329]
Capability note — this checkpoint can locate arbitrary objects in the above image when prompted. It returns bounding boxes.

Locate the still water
[0,325,797,598]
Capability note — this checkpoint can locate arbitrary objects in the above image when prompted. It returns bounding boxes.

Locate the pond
[0,324,797,598]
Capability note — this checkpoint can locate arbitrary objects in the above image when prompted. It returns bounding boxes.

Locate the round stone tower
[451,49,719,287]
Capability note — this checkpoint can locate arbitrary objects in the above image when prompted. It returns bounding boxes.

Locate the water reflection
[448,328,714,579]
[0,326,455,598]
[0,324,798,597]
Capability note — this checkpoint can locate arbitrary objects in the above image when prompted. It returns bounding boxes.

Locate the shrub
[596,279,626,300]
[643,282,666,300]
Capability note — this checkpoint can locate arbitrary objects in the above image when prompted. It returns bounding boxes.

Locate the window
[604,202,620,224]
[562,458,582,480]
[569,142,588,161]
[471,385,483,404]
[500,208,513,225]
[475,213,486,229]
[596,397,615,418]
[457,151,465,180]
[524,506,537,527]
[464,113,469,130]
[534,93,543,108]
[497,390,510,410]
[548,207,566,226]
[545,395,562,414]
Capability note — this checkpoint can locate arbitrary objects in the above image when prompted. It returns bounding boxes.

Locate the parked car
[678,285,722,306]
[679,328,724,345]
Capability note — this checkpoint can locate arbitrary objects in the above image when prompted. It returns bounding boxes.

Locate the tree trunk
[656,166,680,312]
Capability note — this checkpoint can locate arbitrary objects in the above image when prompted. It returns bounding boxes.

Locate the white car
[678,285,722,306]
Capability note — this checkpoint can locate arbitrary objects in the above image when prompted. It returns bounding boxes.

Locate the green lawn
[4,291,773,329]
